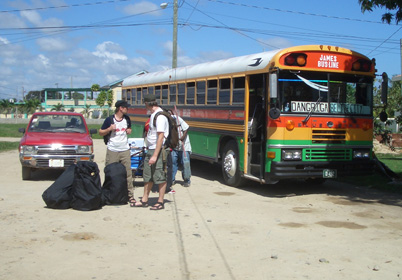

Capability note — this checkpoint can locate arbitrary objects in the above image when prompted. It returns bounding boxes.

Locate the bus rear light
[286,120,295,130]
[352,59,372,72]
[284,53,307,66]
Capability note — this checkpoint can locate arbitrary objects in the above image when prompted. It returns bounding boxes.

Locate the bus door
[246,74,267,180]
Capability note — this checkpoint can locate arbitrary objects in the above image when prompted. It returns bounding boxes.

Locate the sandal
[150,202,164,210]
[134,199,149,208]
[129,198,137,207]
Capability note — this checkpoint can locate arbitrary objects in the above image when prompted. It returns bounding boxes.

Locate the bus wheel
[221,140,243,187]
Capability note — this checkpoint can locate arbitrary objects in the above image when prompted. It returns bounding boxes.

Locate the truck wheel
[22,166,32,180]
[221,140,244,187]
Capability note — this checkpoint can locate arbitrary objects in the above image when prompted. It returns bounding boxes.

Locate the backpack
[42,164,75,209]
[153,109,179,149]
[103,115,132,145]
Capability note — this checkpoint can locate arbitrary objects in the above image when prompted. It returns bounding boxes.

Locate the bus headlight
[353,150,370,159]
[282,149,302,161]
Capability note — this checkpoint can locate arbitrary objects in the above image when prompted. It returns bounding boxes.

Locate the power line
[207,0,393,25]
[0,0,133,13]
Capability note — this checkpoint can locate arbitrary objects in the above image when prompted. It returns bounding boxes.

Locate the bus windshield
[278,71,373,116]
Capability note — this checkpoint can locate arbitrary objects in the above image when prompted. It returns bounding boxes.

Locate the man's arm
[149,131,164,165]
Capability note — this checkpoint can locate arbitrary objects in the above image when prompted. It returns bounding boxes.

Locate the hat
[143,94,156,103]
[115,100,130,108]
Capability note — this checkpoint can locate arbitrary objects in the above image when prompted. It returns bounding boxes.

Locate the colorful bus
[122,45,384,187]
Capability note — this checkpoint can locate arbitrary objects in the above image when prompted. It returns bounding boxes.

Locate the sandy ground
[1,138,402,279]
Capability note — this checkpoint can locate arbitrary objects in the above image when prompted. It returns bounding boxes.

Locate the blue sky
[0,0,400,100]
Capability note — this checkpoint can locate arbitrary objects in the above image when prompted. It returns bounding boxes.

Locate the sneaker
[168,189,176,194]
[183,182,191,187]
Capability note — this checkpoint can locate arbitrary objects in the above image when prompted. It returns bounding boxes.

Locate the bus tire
[221,140,243,187]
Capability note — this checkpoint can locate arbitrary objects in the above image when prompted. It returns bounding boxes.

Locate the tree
[21,99,41,114]
[51,103,65,112]
[81,104,92,118]
[359,0,402,24]
[95,90,113,108]
[0,99,14,117]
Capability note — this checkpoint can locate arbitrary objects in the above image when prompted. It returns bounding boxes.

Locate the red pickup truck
[18,112,97,180]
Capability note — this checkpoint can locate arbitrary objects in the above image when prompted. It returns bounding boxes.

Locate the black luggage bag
[42,164,75,209]
[71,161,103,211]
[102,162,129,205]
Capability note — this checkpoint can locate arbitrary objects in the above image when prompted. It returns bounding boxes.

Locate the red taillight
[352,59,372,72]
[284,53,307,66]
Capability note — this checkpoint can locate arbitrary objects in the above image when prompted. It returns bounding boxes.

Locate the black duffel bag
[71,161,102,211]
[102,162,129,205]
[42,164,75,209]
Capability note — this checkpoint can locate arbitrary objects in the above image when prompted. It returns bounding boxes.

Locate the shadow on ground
[190,159,402,208]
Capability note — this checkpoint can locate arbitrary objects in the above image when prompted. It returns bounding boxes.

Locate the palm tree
[0,99,14,118]
[22,99,41,114]
[51,103,65,112]
[81,104,92,118]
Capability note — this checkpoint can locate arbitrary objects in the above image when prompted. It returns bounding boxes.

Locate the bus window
[126,89,130,103]
[170,84,177,104]
[122,89,127,100]
[187,82,195,105]
[197,81,206,105]
[233,77,245,104]
[136,88,142,104]
[219,78,230,105]
[142,87,148,99]
[149,86,154,95]
[207,80,217,105]
[162,85,169,104]
[131,90,135,105]
[155,86,161,102]
[178,83,185,104]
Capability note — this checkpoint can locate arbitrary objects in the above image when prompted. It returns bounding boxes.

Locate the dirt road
[0,139,402,279]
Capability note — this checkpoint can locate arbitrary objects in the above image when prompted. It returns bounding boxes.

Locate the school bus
[122,45,384,187]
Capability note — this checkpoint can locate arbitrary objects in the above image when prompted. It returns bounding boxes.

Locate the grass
[0,141,19,152]
[336,153,402,194]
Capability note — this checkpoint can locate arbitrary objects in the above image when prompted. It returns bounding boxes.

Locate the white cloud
[92,41,128,61]
[123,1,163,16]
[36,37,72,52]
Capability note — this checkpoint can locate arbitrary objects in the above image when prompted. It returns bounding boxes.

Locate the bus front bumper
[267,160,375,180]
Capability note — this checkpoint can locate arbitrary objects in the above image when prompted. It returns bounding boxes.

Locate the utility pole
[172,0,178,68]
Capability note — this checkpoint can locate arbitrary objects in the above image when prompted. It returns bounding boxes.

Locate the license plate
[323,169,337,178]
[49,159,64,167]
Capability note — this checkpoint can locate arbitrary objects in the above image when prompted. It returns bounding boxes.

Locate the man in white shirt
[99,100,134,205]
[134,94,169,210]
[171,114,192,187]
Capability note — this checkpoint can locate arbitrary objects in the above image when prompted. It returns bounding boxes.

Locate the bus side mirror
[381,72,388,105]
[269,72,278,99]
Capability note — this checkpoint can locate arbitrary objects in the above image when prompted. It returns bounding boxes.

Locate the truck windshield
[278,71,373,116]
[28,115,86,133]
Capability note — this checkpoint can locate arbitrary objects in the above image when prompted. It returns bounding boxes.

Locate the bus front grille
[312,130,346,144]
[304,149,352,161]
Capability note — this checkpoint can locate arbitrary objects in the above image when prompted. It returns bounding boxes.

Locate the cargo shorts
[143,149,167,184]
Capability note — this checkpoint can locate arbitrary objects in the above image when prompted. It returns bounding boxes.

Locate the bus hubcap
[224,152,236,178]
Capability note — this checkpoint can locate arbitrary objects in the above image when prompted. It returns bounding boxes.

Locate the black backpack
[153,109,179,149]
